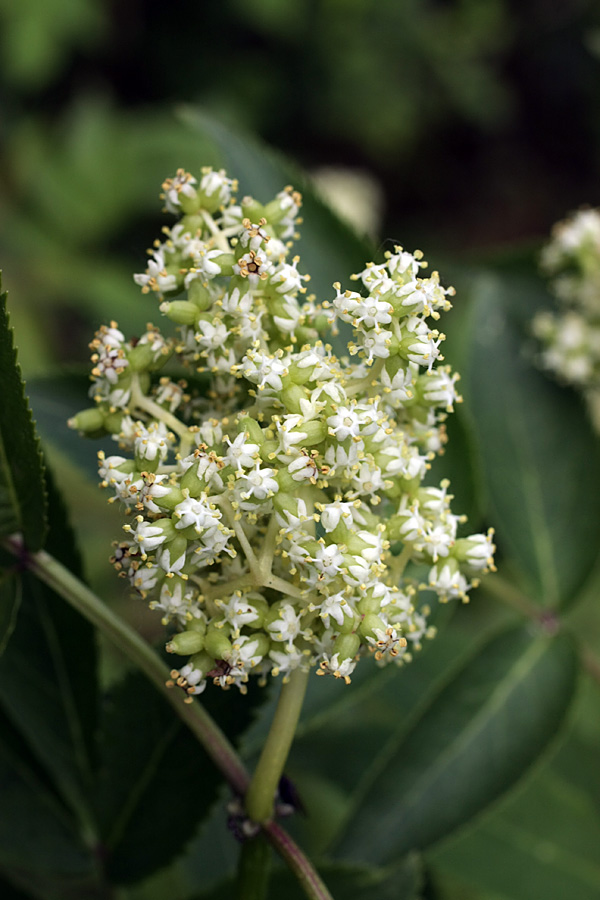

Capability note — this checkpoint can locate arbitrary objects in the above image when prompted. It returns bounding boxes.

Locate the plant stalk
[245,667,309,823]
[2,536,332,900]
[236,833,271,900]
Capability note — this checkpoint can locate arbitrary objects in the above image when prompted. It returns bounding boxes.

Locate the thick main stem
[245,667,309,823]
[236,833,271,900]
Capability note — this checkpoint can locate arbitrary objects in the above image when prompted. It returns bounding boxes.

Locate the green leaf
[332,625,577,865]
[0,707,101,900]
[463,273,600,607]
[96,668,267,885]
[0,570,21,655]
[0,284,47,549]
[430,735,600,900]
[0,570,98,831]
[178,108,374,301]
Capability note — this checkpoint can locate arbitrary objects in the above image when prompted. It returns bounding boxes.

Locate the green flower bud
[243,594,270,629]
[281,383,309,414]
[337,610,360,634]
[204,628,233,660]
[237,417,265,446]
[276,467,296,493]
[155,518,178,543]
[188,280,214,311]
[68,408,106,435]
[179,189,201,215]
[180,214,204,232]
[160,301,199,326]
[180,467,204,498]
[188,650,215,678]
[241,198,266,221]
[252,633,272,657]
[103,411,126,434]
[167,630,206,655]
[273,492,299,515]
[128,343,156,372]
[298,420,327,447]
[357,594,382,615]
[359,614,387,640]
[333,633,360,660]
[154,487,185,511]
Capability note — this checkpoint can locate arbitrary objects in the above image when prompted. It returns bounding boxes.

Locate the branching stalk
[245,667,309,824]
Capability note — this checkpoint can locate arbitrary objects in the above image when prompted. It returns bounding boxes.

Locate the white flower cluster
[534,208,600,426]
[71,167,494,701]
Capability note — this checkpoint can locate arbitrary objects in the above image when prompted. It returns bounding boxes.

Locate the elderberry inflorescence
[71,167,495,700]
[533,207,600,428]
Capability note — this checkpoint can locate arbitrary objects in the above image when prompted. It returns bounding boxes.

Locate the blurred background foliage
[2,2,600,898]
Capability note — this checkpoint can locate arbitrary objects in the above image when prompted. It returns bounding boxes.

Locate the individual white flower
[454,530,496,572]
[199,167,234,207]
[317,591,353,628]
[267,604,303,648]
[234,250,273,286]
[126,519,169,555]
[154,379,185,413]
[352,296,393,329]
[355,328,392,362]
[319,500,357,533]
[428,559,471,601]
[134,249,178,295]
[350,461,387,497]
[269,644,306,677]
[221,285,253,316]
[313,542,345,578]
[134,421,171,463]
[195,319,230,351]
[98,454,131,487]
[174,495,222,533]
[269,258,307,294]
[239,350,289,392]
[275,498,310,534]
[380,364,414,406]
[419,367,459,409]
[238,463,279,502]
[275,414,307,454]
[327,406,362,442]
[216,592,261,632]
[318,652,357,681]
[355,529,386,563]
[401,318,443,370]
[150,580,196,626]
[386,248,424,282]
[174,662,206,697]
[223,432,261,471]
[287,453,319,483]
[184,247,225,286]
[161,169,198,214]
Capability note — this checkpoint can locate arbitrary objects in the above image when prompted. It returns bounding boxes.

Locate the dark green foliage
[332,627,577,863]
[0,285,47,550]
[462,274,600,607]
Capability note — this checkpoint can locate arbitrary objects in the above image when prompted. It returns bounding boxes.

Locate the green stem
[129,375,194,457]
[245,667,309,823]
[2,536,332,900]
[236,833,271,900]
[263,822,334,900]
[3,537,249,796]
